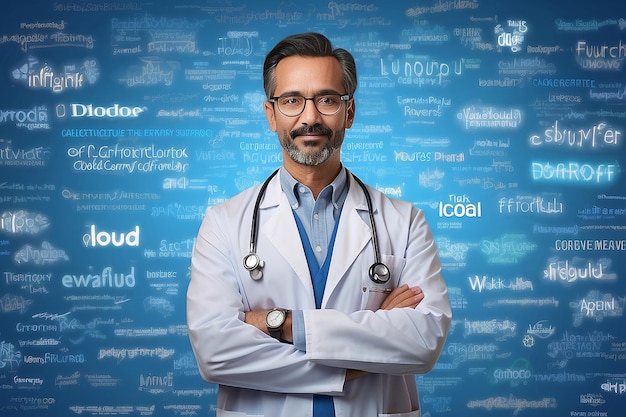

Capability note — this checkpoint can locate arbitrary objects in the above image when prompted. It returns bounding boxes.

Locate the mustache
[290,124,333,140]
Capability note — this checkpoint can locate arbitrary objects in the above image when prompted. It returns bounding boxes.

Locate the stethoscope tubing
[351,174,382,266]
[248,169,279,255]
[244,169,389,284]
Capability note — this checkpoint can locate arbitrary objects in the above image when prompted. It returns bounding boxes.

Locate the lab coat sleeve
[303,200,452,375]
[186,199,346,395]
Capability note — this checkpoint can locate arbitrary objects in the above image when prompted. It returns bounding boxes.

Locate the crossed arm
[244,284,423,341]
[244,283,425,382]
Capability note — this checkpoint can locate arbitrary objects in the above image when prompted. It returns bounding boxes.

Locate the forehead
[273,55,344,94]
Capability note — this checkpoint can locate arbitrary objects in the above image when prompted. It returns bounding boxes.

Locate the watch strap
[268,327,282,340]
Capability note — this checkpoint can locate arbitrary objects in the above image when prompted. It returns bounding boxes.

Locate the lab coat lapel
[323,175,372,306]
[259,176,314,295]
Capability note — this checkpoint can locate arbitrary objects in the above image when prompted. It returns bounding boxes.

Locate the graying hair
[263,32,357,98]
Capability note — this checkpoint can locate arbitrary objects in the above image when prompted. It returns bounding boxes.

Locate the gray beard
[283,141,337,166]
[281,134,342,166]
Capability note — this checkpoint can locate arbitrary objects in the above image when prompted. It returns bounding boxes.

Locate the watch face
[266,309,285,328]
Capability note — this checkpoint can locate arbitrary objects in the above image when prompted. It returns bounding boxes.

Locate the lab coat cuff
[292,310,306,351]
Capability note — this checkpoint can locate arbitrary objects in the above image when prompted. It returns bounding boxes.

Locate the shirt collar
[279,166,348,210]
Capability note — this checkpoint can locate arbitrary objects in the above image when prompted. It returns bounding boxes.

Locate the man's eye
[317,96,337,105]
[281,96,302,106]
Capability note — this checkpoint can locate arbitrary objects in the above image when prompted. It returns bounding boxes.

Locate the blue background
[1,1,625,416]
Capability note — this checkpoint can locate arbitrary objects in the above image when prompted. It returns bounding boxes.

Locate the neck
[283,158,342,199]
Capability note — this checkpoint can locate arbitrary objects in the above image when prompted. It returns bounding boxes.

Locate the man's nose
[299,98,324,124]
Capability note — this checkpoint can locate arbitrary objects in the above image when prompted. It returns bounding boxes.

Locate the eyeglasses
[269,94,351,117]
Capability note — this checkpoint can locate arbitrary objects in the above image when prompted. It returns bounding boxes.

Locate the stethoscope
[243,169,390,284]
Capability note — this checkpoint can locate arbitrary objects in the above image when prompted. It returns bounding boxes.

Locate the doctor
[187,32,451,417]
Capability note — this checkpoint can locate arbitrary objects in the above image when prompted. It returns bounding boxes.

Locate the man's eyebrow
[273,90,302,97]
[274,89,343,97]
[316,89,344,96]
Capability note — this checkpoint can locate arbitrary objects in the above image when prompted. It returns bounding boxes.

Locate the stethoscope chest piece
[369,262,390,284]
[243,253,264,280]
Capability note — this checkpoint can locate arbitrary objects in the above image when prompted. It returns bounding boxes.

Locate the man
[187,32,451,417]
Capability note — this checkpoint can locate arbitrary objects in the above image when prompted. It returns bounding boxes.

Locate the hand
[348,285,424,381]
[380,284,424,310]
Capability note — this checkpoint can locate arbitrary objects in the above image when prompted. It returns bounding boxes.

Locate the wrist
[280,310,293,343]
[265,308,292,342]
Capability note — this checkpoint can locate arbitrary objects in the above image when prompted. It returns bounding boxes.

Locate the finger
[392,289,424,308]
[382,286,416,310]
[392,287,418,306]
[380,284,409,310]
[382,286,424,310]
[400,291,424,309]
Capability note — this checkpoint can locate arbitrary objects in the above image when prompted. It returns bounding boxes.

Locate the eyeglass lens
[275,95,344,116]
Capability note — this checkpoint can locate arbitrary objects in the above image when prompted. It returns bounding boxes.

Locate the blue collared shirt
[279,167,349,351]
[280,167,349,266]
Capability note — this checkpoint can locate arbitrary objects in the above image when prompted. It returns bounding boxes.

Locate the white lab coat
[187,169,451,417]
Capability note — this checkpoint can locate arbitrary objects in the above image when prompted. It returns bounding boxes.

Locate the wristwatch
[265,308,287,340]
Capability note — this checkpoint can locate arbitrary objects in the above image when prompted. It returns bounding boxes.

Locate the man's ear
[264,100,278,132]
[344,99,355,129]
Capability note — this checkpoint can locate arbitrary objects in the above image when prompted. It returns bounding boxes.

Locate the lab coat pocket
[361,254,406,310]
[379,410,420,417]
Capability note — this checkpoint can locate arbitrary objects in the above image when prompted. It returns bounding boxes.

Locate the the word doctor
[187,32,451,417]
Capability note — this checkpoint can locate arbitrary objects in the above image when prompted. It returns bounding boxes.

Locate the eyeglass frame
[268,93,352,117]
